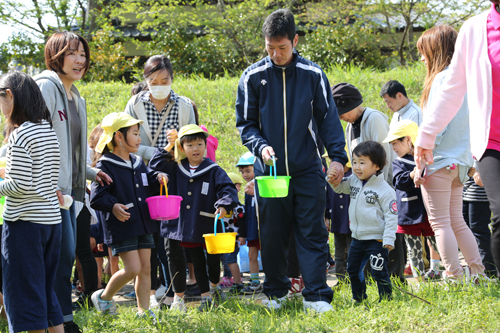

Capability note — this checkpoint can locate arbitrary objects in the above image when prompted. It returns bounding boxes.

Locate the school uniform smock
[392,155,427,226]
[239,193,258,241]
[325,169,351,234]
[90,153,160,245]
[149,149,239,244]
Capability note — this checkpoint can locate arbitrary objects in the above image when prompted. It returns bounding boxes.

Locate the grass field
[6,62,498,332]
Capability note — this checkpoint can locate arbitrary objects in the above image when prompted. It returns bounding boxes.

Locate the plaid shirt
[139,90,180,148]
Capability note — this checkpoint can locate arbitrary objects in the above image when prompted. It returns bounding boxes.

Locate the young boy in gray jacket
[328,141,398,303]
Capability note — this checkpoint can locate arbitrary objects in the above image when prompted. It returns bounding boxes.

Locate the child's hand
[215,207,227,218]
[56,190,64,206]
[166,129,178,146]
[238,237,246,246]
[467,167,476,178]
[384,244,394,251]
[324,218,330,231]
[113,203,131,222]
[326,162,344,187]
[473,171,483,187]
[244,181,255,196]
[157,173,169,185]
[97,243,104,252]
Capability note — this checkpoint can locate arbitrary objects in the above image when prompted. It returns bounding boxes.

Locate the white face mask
[149,84,171,100]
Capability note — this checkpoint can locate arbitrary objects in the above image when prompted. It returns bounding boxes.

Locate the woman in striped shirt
[0,71,64,333]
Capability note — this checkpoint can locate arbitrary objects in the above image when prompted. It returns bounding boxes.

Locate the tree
[362,0,490,65]
[112,0,281,76]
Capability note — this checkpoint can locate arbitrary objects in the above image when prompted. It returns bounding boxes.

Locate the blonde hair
[416,26,458,109]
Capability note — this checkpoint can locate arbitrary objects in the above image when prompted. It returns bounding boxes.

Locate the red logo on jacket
[58,109,67,121]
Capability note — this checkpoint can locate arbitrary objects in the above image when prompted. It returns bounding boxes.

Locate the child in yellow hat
[383,120,441,282]
[149,124,239,312]
[90,112,167,320]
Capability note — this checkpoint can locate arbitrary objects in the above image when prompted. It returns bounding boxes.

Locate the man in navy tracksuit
[235,9,347,312]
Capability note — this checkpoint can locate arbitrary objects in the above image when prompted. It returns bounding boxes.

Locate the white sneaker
[91,289,117,315]
[303,300,333,313]
[170,295,187,312]
[262,295,287,310]
[155,285,167,299]
[150,294,159,309]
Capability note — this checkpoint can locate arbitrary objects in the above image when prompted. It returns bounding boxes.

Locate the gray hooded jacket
[34,70,99,201]
[331,174,398,247]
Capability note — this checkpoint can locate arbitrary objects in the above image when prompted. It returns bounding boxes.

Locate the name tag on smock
[142,173,149,186]
[201,182,209,195]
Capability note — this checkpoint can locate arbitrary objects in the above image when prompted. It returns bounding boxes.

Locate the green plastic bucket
[255,156,291,198]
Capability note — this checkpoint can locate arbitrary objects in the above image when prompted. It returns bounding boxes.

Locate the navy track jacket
[235,51,347,177]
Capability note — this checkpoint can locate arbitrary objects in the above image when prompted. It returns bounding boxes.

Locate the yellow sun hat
[382,119,419,144]
[175,124,210,161]
[95,113,143,153]
[227,172,244,185]
[322,144,351,168]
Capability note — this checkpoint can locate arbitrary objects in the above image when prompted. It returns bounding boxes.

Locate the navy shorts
[221,243,239,265]
[2,220,63,332]
[110,233,155,256]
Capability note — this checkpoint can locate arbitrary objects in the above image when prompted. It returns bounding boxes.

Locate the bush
[84,28,139,82]
[300,22,388,70]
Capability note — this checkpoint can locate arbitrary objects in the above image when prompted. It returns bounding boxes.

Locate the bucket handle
[160,177,168,198]
[213,213,225,236]
[269,156,277,179]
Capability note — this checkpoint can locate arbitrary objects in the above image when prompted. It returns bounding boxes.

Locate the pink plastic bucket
[146,195,183,220]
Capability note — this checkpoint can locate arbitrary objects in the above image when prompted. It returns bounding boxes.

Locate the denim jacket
[424,68,473,183]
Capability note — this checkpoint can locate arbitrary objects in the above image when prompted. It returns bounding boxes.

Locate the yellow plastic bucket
[255,156,291,198]
[203,214,237,254]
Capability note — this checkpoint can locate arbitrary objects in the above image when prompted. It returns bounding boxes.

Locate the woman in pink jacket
[415,1,500,280]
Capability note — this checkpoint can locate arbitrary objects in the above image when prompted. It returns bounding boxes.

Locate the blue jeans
[347,239,392,302]
[54,205,76,322]
[463,200,497,276]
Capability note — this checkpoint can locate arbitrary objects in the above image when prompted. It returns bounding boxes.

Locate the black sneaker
[72,294,93,310]
[64,320,83,333]
[184,286,201,296]
[228,283,244,295]
[198,296,214,312]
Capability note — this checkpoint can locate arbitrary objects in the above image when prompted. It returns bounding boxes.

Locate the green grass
[3,279,499,332]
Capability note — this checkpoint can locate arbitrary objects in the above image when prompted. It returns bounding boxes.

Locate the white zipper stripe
[296,63,329,108]
[243,63,272,120]
[282,69,290,176]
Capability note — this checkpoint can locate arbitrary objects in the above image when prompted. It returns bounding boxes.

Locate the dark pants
[75,205,98,297]
[334,232,352,281]
[478,149,500,278]
[150,232,159,290]
[387,233,406,283]
[158,236,174,297]
[347,239,391,302]
[286,232,300,278]
[463,200,496,275]
[256,171,333,302]
[3,220,63,332]
[186,247,220,294]
[165,238,186,293]
[55,205,76,322]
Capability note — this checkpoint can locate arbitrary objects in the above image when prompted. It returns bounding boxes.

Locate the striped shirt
[0,121,61,223]
[463,177,489,202]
